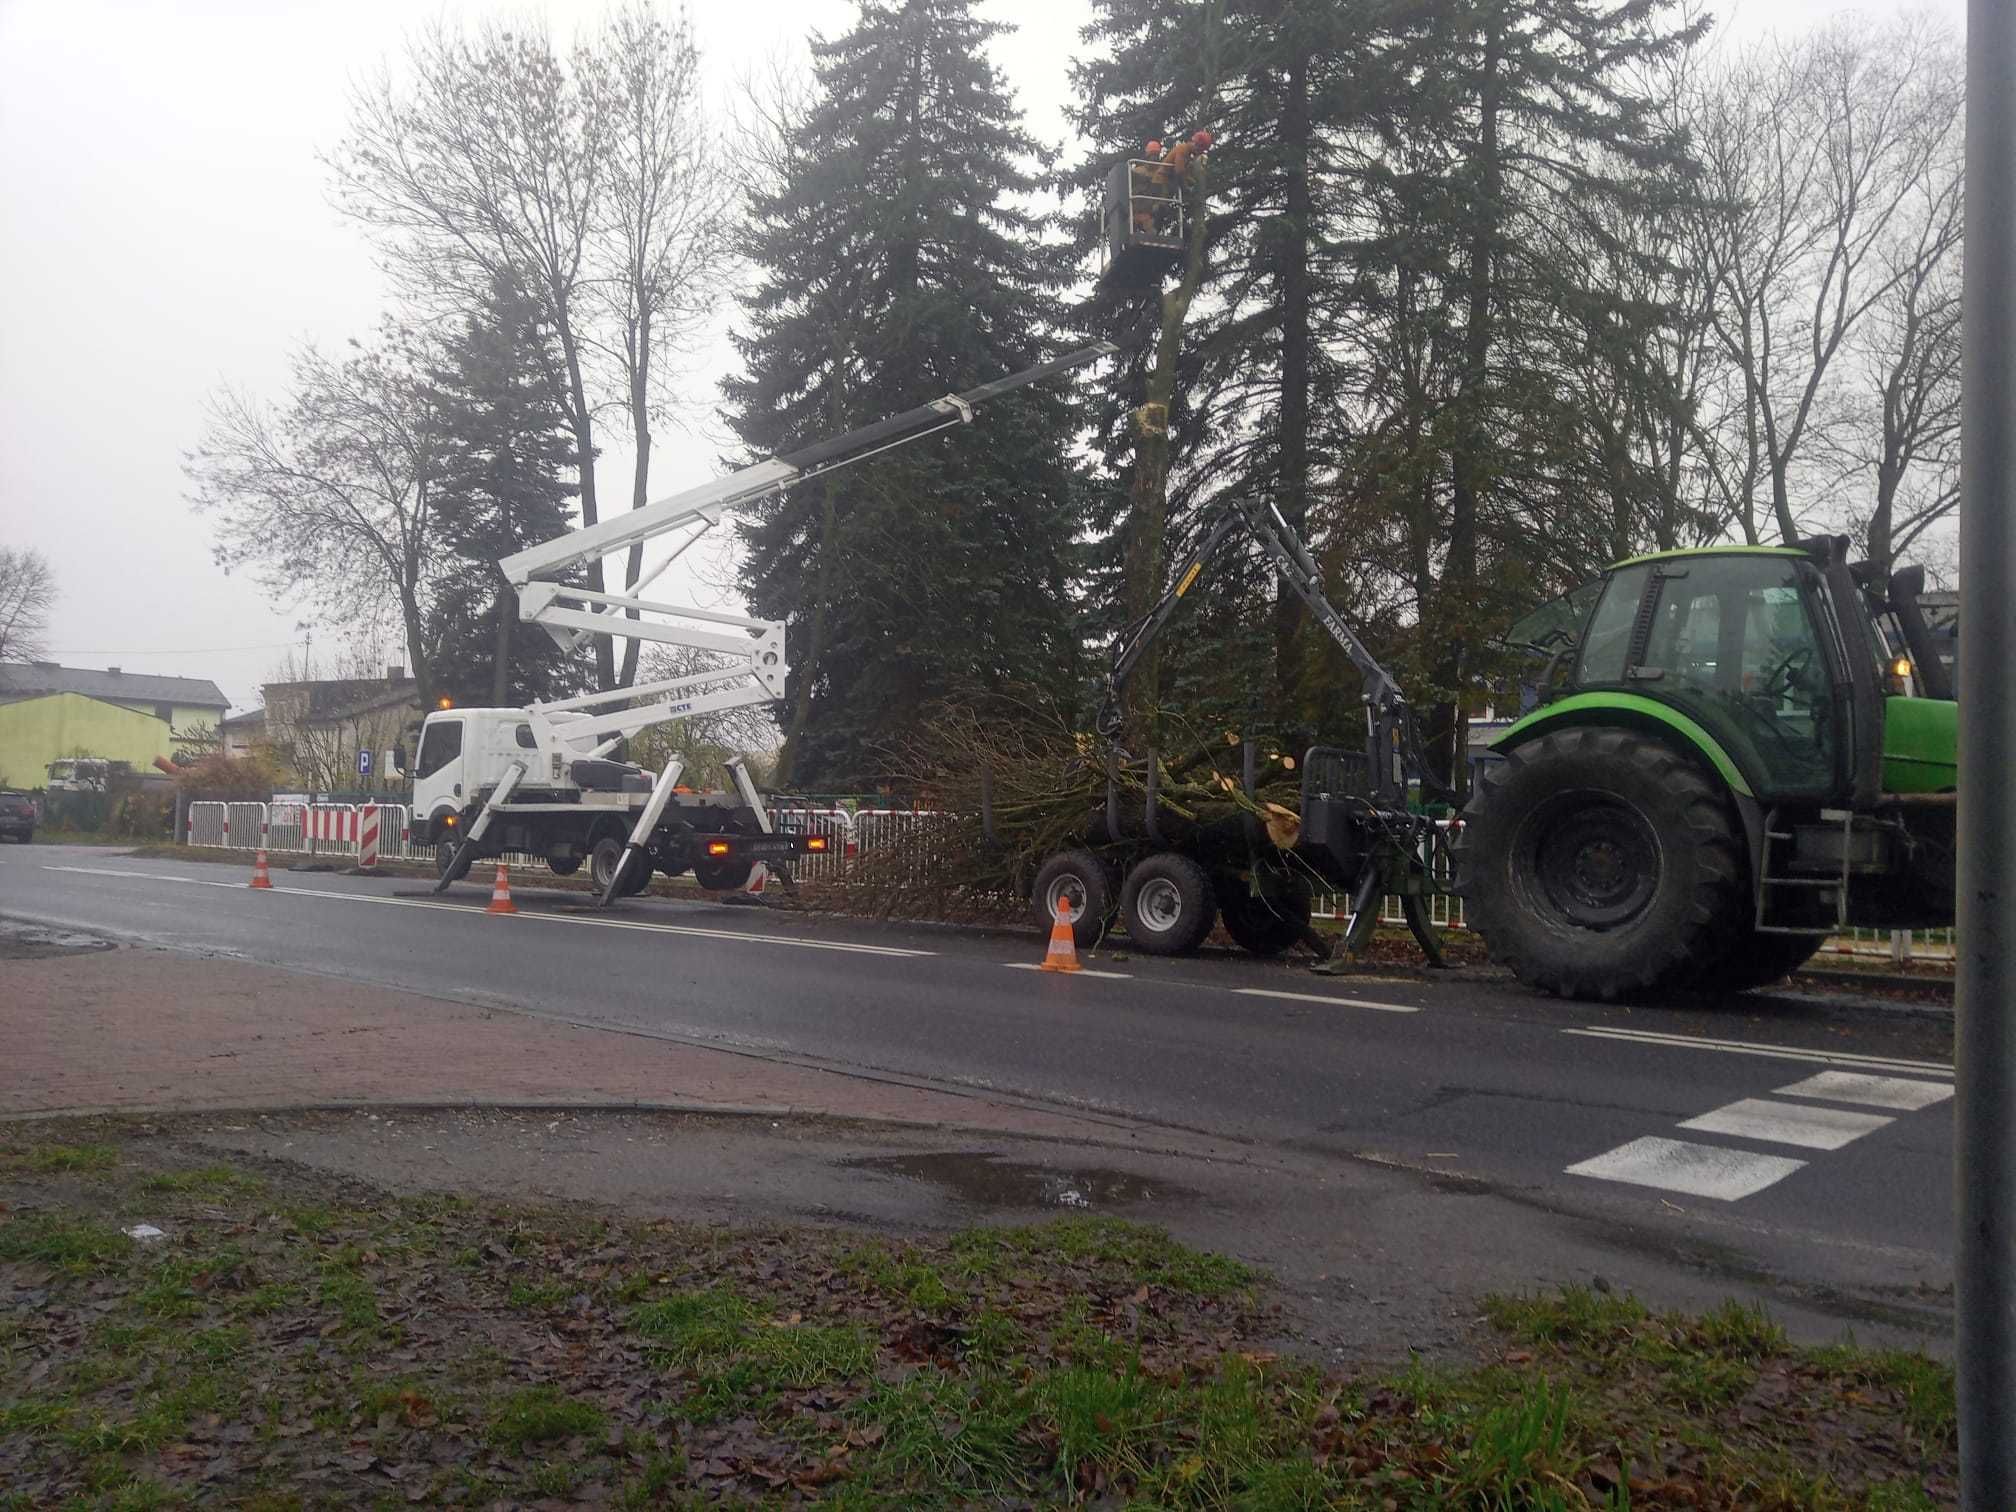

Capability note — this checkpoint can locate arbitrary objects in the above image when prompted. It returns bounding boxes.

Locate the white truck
[419,341,1113,903]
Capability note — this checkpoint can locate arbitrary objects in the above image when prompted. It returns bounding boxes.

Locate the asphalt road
[0,845,1958,1345]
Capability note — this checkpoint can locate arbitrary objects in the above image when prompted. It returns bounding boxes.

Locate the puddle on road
[842,1151,1188,1211]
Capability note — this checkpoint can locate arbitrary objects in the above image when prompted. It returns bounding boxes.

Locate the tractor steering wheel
[1757,646,1815,703]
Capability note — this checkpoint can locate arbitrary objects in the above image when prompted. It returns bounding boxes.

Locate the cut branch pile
[824,700,1306,922]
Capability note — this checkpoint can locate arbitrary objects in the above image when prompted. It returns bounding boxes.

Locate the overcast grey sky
[0,0,1964,713]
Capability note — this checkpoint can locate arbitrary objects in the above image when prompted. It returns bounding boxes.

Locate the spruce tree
[427,273,587,707]
[725,0,1082,789]
[1065,0,1378,744]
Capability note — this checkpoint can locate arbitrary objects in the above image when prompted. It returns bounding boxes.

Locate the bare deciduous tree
[1690,13,1964,545]
[186,333,444,707]
[329,5,732,694]
[0,547,57,664]
[586,4,734,688]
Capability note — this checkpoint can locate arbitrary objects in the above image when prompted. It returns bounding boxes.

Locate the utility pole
[1956,1,2016,1503]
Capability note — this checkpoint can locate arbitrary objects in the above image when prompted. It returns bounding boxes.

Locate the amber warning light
[805,835,830,853]
[705,840,732,857]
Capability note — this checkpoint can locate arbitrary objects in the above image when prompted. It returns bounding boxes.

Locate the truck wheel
[545,848,582,877]
[1120,853,1217,956]
[1218,873,1312,958]
[436,840,473,884]
[590,836,647,896]
[692,857,754,891]
[1031,849,1117,948]
[1455,727,1742,1001]
[1692,929,1827,994]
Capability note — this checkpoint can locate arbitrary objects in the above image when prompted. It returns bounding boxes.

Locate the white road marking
[40,866,935,958]
[1003,962,1133,980]
[1678,1097,1893,1151]
[43,866,197,882]
[1565,1025,1950,1079]
[1233,988,1420,1014]
[1566,1136,1806,1201]
[1773,1070,1955,1111]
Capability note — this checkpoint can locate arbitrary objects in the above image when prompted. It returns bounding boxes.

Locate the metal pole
[1957,1,2016,1501]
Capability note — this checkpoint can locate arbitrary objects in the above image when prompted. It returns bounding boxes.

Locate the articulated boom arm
[1097,494,1450,803]
[496,342,1116,741]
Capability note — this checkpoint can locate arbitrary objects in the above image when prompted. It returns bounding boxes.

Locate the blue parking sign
[357,749,373,776]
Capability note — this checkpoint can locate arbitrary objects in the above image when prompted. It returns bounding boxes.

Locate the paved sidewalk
[1,941,1130,1144]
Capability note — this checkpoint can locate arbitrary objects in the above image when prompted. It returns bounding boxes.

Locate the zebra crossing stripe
[1678,1097,1893,1151]
[1565,1136,1806,1201]
[1772,1070,1955,1111]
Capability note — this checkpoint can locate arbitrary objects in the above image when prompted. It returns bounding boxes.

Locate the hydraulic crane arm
[493,342,1116,746]
[1095,494,1451,804]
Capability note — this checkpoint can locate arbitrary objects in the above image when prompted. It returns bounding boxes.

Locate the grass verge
[0,1123,1955,1508]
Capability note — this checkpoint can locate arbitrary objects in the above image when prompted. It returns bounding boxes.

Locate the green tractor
[1455,538,1956,1000]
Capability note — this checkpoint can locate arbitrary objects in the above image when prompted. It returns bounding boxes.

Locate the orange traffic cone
[248,849,273,890]
[486,861,518,916]
[1039,910,1082,973]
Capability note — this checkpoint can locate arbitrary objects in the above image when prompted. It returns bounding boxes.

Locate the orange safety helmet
[1144,139,1164,157]
[1191,129,1214,150]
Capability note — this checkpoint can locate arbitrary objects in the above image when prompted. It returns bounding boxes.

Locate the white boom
[494,342,1115,751]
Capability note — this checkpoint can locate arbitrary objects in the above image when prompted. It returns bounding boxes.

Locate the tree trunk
[619,308,653,690]
[773,336,854,789]
[491,575,514,707]
[553,311,610,690]
[1272,52,1313,720]
[1122,157,1213,754]
[1433,21,1501,796]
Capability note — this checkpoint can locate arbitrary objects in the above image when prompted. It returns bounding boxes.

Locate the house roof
[265,677,421,725]
[0,662,229,710]
[219,707,267,731]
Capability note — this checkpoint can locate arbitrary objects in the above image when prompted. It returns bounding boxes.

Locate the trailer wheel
[692,857,755,891]
[1455,727,1742,1001]
[1691,928,1826,994]
[435,840,473,884]
[1031,849,1117,948]
[1218,872,1312,958]
[1120,853,1217,956]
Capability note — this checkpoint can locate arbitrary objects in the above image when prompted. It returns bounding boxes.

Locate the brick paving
[1,944,1123,1142]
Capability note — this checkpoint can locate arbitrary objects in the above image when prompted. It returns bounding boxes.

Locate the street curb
[0,1099,1262,1168]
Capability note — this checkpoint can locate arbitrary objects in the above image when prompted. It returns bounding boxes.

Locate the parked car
[0,790,35,843]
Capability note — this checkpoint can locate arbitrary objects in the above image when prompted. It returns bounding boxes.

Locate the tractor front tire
[1119,853,1217,957]
[1455,727,1743,1001]
[1031,849,1118,948]
[1217,872,1313,958]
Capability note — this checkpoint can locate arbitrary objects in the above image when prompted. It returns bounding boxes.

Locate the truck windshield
[416,720,463,779]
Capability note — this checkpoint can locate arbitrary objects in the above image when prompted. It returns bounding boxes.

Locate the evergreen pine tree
[427,273,587,706]
[725,0,1083,789]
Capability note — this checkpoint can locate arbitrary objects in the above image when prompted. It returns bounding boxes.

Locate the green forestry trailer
[1457,539,1957,999]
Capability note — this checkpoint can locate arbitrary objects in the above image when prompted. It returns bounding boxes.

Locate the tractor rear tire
[1454,727,1743,1001]
[1031,849,1118,948]
[1692,929,1827,994]
[1119,853,1217,957]
[1218,872,1313,958]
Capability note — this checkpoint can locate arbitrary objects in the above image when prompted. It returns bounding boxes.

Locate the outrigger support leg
[601,757,685,909]
[434,760,526,894]
[1402,892,1447,969]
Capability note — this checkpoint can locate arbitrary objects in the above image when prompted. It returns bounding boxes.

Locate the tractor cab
[1102,157,1187,286]
[1501,541,1955,806]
